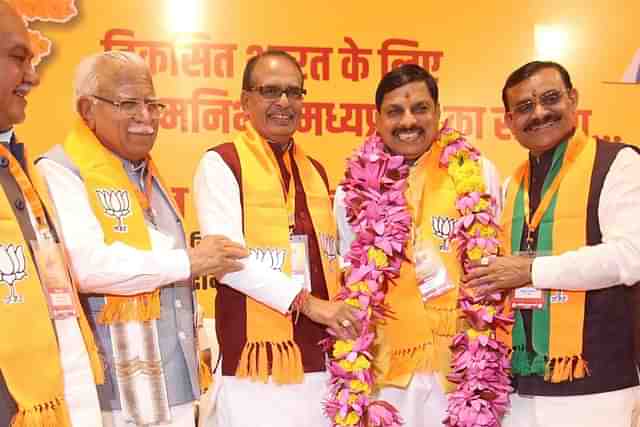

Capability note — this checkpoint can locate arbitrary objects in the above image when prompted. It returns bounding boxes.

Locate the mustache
[392,127,424,137]
[128,124,155,134]
[267,106,295,115]
[524,113,562,132]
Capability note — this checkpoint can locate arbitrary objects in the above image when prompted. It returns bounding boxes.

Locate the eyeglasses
[92,95,167,119]
[510,89,571,116]
[247,85,307,101]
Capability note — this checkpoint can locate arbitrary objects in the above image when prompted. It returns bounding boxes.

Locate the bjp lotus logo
[0,244,26,304]
[249,248,286,272]
[432,216,456,252]
[96,189,131,233]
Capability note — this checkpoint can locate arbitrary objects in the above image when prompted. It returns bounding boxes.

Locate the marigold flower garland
[323,134,408,427]
[439,126,513,427]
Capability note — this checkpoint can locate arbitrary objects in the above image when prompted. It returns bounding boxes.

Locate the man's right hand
[187,235,249,279]
[302,295,361,340]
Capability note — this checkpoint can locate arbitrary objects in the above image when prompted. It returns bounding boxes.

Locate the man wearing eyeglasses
[36,51,249,427]
[463,61,640,426]
[193,50,359,426]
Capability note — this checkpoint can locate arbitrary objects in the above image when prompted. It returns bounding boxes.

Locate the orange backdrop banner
[12,0,640,315]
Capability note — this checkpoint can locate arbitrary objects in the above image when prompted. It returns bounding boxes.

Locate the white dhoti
[508,386,638,427]
[210,372,330,427]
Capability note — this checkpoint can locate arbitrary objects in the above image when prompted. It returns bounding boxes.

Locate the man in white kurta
[37,51,248,427]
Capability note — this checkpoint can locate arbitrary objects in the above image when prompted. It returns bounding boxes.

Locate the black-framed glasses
[511,89,571,116]
[92,95,167,119]
[247,85,307,101]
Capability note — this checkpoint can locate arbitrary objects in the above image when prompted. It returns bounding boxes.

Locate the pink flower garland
[323,134,408,427]
[439,126,513,427]
[325,126,513,427]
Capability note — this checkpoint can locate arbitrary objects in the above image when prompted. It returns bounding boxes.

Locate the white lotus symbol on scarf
[249,247,286,271]
[0,244,26,304]
[432,216,456,252]
[318,233,337,262]
[96,189,131,233]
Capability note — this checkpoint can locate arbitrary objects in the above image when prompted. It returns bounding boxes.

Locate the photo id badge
[512,287,545,310]
[30,238,78,319]
[511,250,547,310]
[290,234,311,292]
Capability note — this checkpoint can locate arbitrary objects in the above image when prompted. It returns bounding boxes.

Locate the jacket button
[14,198,25,210]
[0,157,8,168]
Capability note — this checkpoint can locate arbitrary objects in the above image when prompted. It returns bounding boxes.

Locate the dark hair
[241,50,305,91]
[502,61,573,111]
[375,64,439,111]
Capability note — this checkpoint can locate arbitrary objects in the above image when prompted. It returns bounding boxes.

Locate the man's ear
[77,97,96,130]
[504,110,515,133]
[568,88,579,109]
[240,90,250,115]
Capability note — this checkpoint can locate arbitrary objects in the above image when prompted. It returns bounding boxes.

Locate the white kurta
[37,157,196,426]
[193,150,329,427]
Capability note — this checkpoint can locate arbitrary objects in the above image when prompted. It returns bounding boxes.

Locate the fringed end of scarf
[511,346,546,377]
[378,342,433,387]
[97,293,161,324]
[424,305,459,337]
[12,396,71,427]
[199,356,213,392]
[545,355,589,383]
[235,340,304,385]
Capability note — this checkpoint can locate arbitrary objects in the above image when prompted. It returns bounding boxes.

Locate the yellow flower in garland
[438,129,462,147]
[350,379,371,394]
[338,355,371,373]
[450,160,484,194]
[455,174,485,195]
[336,411,360,426]
[339,359,354,372]
[473,197,491,213]
[347,281,369,293]
[468,246,484,261]
[467,328,492,340]
[367,247,389,268]
[352,355,371,371]
[345,297,360,308]
[469,223,498,238]
[333,340,354,358]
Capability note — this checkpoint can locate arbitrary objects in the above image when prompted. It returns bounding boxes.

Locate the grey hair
[73,51,147,111]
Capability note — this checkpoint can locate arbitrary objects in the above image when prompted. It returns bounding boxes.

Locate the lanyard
[271,142,296,235]
[520,137,586,251]
[0,144,49,236]
[131,157,157,220]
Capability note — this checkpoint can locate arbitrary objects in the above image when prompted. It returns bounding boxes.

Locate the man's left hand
[462,255,534,297]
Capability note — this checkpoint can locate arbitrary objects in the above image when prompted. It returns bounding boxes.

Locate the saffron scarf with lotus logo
[500,131,593,383]
[0,143,71,426]
[63,118,166,323]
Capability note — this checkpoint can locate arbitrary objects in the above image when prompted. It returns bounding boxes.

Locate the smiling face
[504,67,578,156]
[0,5,39,130]
[79,58,158,162]
[241,55,304,145]
[376,81,441,161]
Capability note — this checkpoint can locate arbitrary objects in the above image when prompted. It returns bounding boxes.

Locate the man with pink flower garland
[334,64,524,426]
[464,61,640,427]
